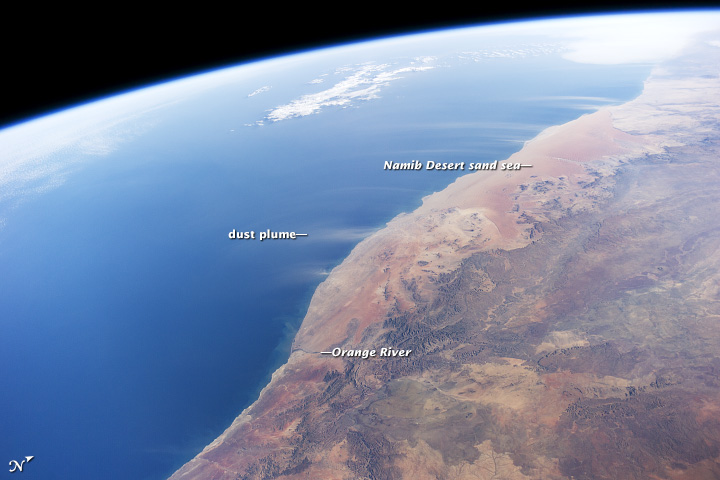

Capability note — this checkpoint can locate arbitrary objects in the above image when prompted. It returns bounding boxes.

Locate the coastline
[170,36,720,479]
[170,98,663,480]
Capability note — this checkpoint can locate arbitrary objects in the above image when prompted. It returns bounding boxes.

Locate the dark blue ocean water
[0,51,651,479]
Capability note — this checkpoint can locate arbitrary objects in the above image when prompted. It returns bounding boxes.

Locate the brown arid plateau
[171,37,720,479]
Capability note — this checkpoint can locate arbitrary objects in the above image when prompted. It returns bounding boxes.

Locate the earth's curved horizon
[171,17,720,480]
[2,11,720,480]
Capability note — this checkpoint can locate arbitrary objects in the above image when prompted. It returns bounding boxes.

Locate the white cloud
[505,12,720,64]
[0,99,163,219]
[248,85,271,97]
[384,12,720,65]
[0,65,255,228]
[458,44,561,61]
[266,62,434,122]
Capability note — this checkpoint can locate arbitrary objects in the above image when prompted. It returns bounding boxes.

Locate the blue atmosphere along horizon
[0,16,664,480]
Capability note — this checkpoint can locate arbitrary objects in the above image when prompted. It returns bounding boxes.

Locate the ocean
[0,50,651,479]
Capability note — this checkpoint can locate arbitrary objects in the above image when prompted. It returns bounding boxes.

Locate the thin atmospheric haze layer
[2,11,720,480]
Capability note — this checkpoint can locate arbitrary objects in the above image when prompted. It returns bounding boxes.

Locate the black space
[1,3,712,128]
